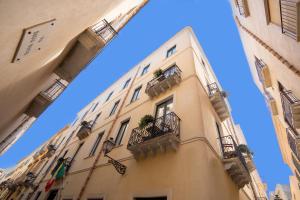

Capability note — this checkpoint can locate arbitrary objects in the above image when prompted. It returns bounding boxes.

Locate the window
[67,143,84,172]
[109,100,120,116]
[91,102,99,112]
[89,132,104,156]
[115,119,130,145]
[46,189,59,200]
[34,191,42,200]
[123,78,131,89]
[155,98,173,119]
[141,65,150,76]
[131,86,142,103]
[106,91,114,102]
[166,45,176,58]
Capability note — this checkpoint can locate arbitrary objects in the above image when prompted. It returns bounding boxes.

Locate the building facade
[270,184,292,200]
[0,27,267,200]
[0,0,148,155]
[231,0,300,199]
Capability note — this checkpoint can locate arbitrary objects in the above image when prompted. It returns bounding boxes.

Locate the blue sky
[0,0,291,192]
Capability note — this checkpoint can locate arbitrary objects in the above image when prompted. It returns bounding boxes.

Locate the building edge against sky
[0,27,268,200]
[230,0,300,199]
[0,0,148,156]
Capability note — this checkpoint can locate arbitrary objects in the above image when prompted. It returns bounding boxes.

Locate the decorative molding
[235,16,300,77]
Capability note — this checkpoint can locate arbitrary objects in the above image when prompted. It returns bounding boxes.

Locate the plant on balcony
[153,69,163,78]
[237,144,253,156]
[139,115,155,129]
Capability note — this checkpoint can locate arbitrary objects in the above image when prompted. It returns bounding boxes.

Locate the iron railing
[207,82,227,98]
[292,153,300,174]
[219,135,250,173]
[146,64,181,91]
[236,0,250,17]
[280,90,300,129]
[287,128,300,160]
[255,57,266,84]
[279,0,299,40]
[127,112,180,147]
[40,79,66,101]
[91,19,118,43]
[47,144,56,152]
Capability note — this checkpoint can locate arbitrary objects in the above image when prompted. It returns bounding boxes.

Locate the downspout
[76,66,141,199]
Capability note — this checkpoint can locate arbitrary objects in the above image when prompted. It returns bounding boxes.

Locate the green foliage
[153,69,163,78]
[139,115,155,128]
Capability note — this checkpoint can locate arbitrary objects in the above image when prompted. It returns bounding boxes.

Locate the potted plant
[237,144,253,156]
[153,69,164,79]
[139,115,155,129]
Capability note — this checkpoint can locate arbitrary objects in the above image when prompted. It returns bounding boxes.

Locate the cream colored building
[231,0,300,199]
[270,184,292,200]
[0,27,267,200]
[0,0,148,155]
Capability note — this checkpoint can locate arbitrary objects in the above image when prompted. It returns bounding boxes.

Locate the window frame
[115,119,130,145]
[105,91,114,102]
[109,100,120,116]
[123,78,131,90]
[141,64,150,76]
[131,86,142,103]
[89,132,104,157]
[166,45,176,58]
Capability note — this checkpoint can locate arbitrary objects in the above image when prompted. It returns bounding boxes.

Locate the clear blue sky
[0,0,291,192]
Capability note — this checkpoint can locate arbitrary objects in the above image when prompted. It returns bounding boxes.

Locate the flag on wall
[45,162,66,192]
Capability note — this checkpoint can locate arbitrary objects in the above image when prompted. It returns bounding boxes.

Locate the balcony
[208,83,230,121]
[55,19,117,82]
[46,144,57,158]
[76,121,92,140]
[292,153,300,174]
[219,135,251,188]
[279,0,300,41]
[22,172,36,188]
[91,19,117,44]
[25,79,66,117]
[236,0,250,17]
[255,57,272,88]
[127,112,180,159]
[145,65,181,98]
[287,128,300,159]
[280,90,300,129]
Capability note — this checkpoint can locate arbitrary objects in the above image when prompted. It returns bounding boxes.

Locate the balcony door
[155,98,173,133]
[155,98,173,119]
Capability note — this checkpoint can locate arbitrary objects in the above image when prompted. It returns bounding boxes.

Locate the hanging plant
[139,115,155,129]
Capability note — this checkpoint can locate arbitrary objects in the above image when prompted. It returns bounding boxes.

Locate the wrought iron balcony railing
[219,135,249,170]
[219,135,251,188]
[91,19,118,44]
[255,57,272,88]
[207,83,230,121]
[287,128,300,160]
[128,112,180,147]
[145,64,181,98]
[280,90,300,129]
[127,112,180,158]
[236,0,250,17]
[280,0,300,41]
[40,79,66,102]
[76,121,92,140]
[292,153,300,174]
